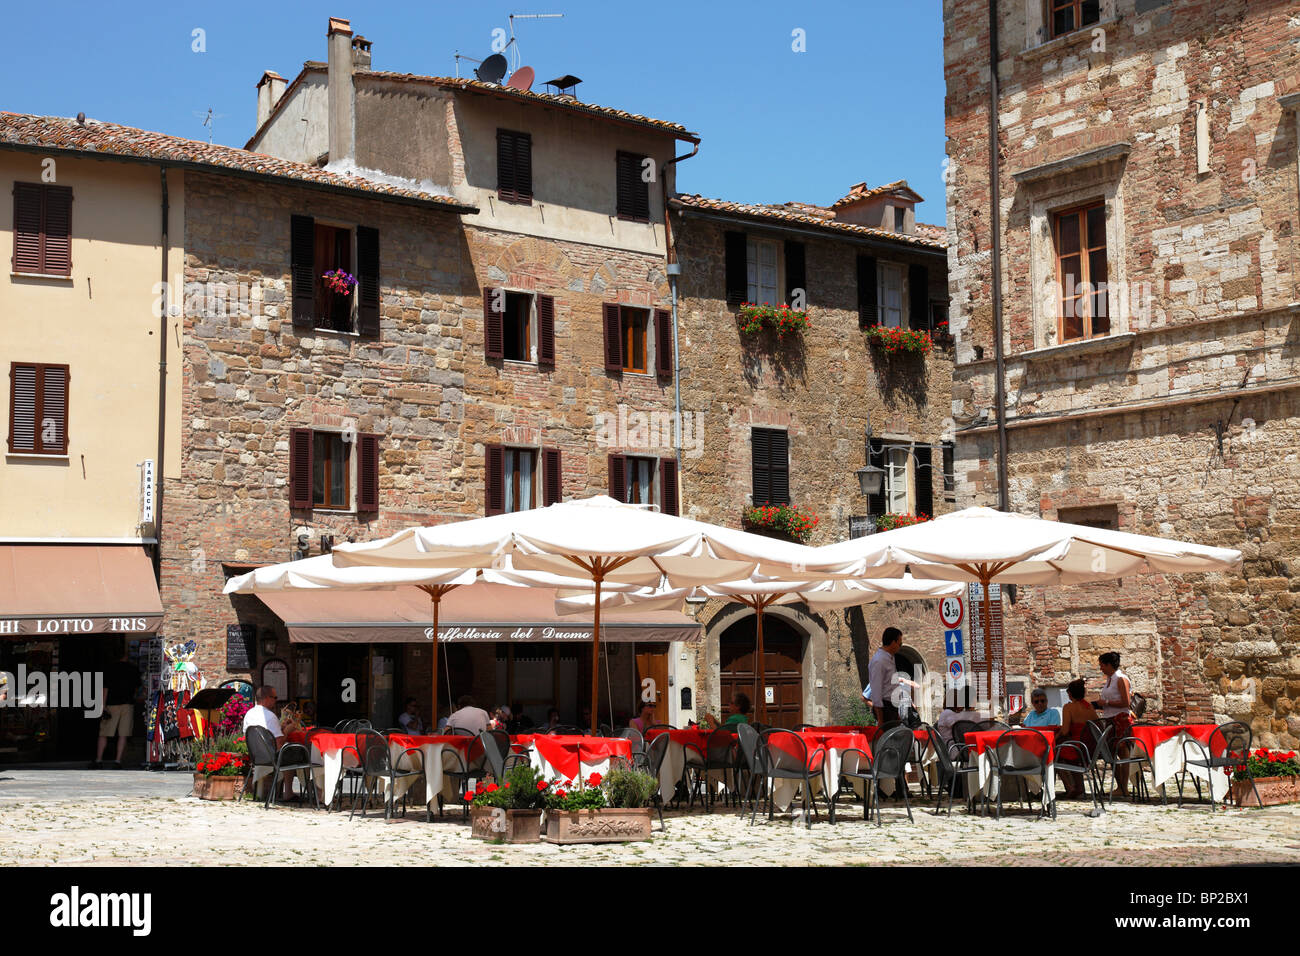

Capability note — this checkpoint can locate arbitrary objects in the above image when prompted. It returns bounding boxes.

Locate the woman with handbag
[1094,652,1134,796]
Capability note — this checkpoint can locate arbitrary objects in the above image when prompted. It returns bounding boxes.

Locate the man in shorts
[95,645,140,769]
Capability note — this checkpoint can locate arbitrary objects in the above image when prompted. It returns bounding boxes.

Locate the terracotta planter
[545,808,653,844]
[470,807,543,844]
[192,773,246,801]
[1231,775,1300,807]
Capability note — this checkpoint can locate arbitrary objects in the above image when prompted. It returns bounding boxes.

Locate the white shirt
[445,706,490,736]
[868,649,898,710]
[242,704,283,738]
[1099,670,1130,718]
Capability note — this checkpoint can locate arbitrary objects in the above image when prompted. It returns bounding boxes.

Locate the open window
[290,215,379,336]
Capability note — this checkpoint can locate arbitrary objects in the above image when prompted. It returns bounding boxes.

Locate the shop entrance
[719,615,804,729]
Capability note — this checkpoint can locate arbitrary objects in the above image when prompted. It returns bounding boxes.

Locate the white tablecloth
[1147,731,1230,802]
[972,741,1055,806]
[311,740,466,809]
[528,743,622,785]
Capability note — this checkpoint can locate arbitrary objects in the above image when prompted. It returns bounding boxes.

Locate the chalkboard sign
[226,624,255,670]
[848,516,873,539]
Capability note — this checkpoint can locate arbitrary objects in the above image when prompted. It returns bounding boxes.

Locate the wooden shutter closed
[357,433,380,512]
[537,294,556,366]
[725,231,748,306]
[659,457,679,515]
[497,130,532,204]
[11,183,71,276]
[483,287,504,360]
[485,444,505,516]
[8,364,69,455]
[607,453,627,503]
[8,364,37,452]
[866,443,886,517]
[768,430,790,506]
[602,303,623,372]
[751,429,773,506]
[514,133,533,203]
[497,130,516,202]
[908,263,930,331]
[39,365,68,454]
[654,308,672,377]
[616,152,650,221]
[356,226,380,336]
[11,183,42,274]
[913,444,933,518]
[543,446,562,506]
[858,255,879,328]
[289,427,314,509]
[291,215,316,330]
[42,185,72,276]
[784,240,806,306]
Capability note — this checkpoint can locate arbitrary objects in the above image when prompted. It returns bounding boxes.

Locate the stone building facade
[944,0,1300,744]
[668,189,955,725]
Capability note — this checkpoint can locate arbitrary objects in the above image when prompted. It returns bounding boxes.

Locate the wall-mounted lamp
[260,632,278,657]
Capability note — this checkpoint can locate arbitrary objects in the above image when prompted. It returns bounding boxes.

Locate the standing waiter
[866,628,919,725]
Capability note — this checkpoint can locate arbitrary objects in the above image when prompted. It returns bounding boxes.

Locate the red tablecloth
[1128,723,1221,757]
[798,731,872,754]
[968,728,1055,761]
[645,728,737,753]
[861,726,931,743]
[302,732,362,754]
[387,733,472,752]
[803,725,873,734]
[529,735,633,782]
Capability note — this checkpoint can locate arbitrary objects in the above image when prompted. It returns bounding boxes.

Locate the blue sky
[3,0,947,221]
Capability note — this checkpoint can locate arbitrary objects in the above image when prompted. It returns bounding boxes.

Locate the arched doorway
[895,645,932,724]
[719,614,804,728]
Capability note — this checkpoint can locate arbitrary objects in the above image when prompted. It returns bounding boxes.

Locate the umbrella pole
[591,571,603,735]
[756,600,767,724]
[981,571,994,713]
[431,595,440,731]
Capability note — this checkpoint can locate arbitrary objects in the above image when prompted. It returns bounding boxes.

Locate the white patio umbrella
[557,574,963,722]
[804,506,1244,700]
[332,496,842,732]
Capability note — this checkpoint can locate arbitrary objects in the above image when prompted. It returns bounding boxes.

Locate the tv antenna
[505,13,563,72]
[453,12,563,78]
[193,107,227,144]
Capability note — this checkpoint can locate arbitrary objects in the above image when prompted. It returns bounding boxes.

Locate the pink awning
[0,545,163,635]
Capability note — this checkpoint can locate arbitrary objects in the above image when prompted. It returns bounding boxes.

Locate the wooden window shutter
[654,308,672,377]
[514,132,533,203]
[290,215,316,330]
[751,429,771,506]
[39,365,68,454]
[12,183,42,274]
[908,263,930,331]
[602,303,624,372]
[356,226,381,336]
[483,287,504,360]
[858,255,879,328]
[543,446,562,506]
[659,457,679,516]
[616,152,650,221]
[357,433,380,512]
[8,364,36,453]
[498,130,532,204]
[913,444,933,518]
[607,453,627,503]
[724,231,748,306]
[9,363,69,455]
[866,443,886,517]
[497,130,516,202]
[784,240,806,306]
[289,427,314,509]
[41,185,72,276]
[537,294,556,366]
[769,430,790,506]
[485,444,505,516]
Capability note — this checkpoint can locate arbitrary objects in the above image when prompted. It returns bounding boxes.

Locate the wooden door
[719,615,803,728]
[635,644,670,716]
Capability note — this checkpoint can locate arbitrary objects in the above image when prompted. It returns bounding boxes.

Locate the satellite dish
[476,53,508,84]
[506,65,535,92]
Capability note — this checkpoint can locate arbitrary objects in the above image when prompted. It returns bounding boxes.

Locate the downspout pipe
[154,166,169,584]
[661,141,699,489]
[987,0,1010,512]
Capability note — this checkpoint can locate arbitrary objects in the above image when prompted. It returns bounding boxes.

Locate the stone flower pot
[192,773,245,801]
[1231,775,1300,807]
[544,808,653,844]
[470,807,543,843]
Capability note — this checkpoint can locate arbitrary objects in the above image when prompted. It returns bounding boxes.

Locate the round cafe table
[965,728,1056,807]
[1126,723,1227,803]
[644,728,738,804]
[767,731,874,813]
[523,735,634,785]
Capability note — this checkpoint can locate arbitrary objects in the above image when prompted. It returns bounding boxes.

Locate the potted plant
[544,769,657,844]
[874,512,930,531]
[466,762,547,843]
[865,326,933,355]
[737,302,810,338]
[192,748,248,801]
[742,503,819,543]
[1228,749,1300,807]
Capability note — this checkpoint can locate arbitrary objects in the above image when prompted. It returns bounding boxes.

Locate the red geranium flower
[555,789,567,799]
[486,783,498,793]
[536,781,548,791]
[588,773,602,787]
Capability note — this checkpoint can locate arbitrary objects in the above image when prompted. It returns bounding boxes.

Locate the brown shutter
[41,185,72,276]
[751,429,771,506]
[725,231,748,306]
[908,263,930,331]
[289,428,314,509]
[543,446,562,506]
[913,444,934,518]
[784,240,805,306]
[514,132,533,203]
[357,433,380,513]
[602,303,623,372]
[291,215,316,330]
[356,226,380,336]
[659,457,679,516]
[483,287,504,360]
[537,294,556,366]
[8,364,36,453]
[11,183,42,274]
[497,130,516,202]
[654,308,673,378]
[858,255,879,328]
[39,365,68,454]
[616,152,649,221]
[485,444,505,516]
[607,453,627,503]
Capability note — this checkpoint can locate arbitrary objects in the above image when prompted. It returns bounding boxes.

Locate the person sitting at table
[446,695,491,736]
[539,707,560,733]
[630,703,655,734]
[704,691,751,728]
[1095,652,1135,796]
[242,685,293,800]
[1022,688,1061,728]
[1057,678,1095,799]
[934,703,966,757]
[489,705,511,731]
[397,697,424,735]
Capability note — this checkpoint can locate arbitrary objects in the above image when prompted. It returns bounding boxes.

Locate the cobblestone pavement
[2,770,1298,865]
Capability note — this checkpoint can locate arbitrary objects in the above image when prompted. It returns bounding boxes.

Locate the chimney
[256,70,287,130]
[327,16,355,164]
[351,35,372,71]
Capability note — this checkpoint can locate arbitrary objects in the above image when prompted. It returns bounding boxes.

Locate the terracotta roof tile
[831,179,924,207]
[670,194,947,250]
[0,113,475,210]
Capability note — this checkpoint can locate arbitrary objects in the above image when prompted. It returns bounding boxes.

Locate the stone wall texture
[944,0,1300,745]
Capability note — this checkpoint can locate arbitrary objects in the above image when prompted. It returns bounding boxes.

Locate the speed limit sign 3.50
[940,595,963,629]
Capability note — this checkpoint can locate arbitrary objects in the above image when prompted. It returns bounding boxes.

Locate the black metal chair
[735,723,768,824]
[1091,720,1153,803]
[986,728,1055,819]
[976,719,1010,732]
[1054,737,1101,809]
[480,730,527,781]
[349,730,424,821]
[245,725,316,810]
[761,730,829,829]
[619,727,648,771]
[447,726,476,737]
[335,719,357,733]
[699,729,741,812]
[1178,720,1258,811]
[551,725,584,735]
[443,733,492,818]
[644,731,671,831]
[924,725,982,815]
[840,725,915,826]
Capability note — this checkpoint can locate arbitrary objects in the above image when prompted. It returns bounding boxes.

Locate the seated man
[242,685,285,746]
[397,697,424,734]
[1022,689,1062,728]
[445,694,491,736]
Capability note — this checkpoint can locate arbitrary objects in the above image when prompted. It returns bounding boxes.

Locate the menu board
[226,624,255,671]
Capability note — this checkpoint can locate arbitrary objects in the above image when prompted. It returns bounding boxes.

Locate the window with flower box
[750,428,790,507]
[290,215,379,336]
